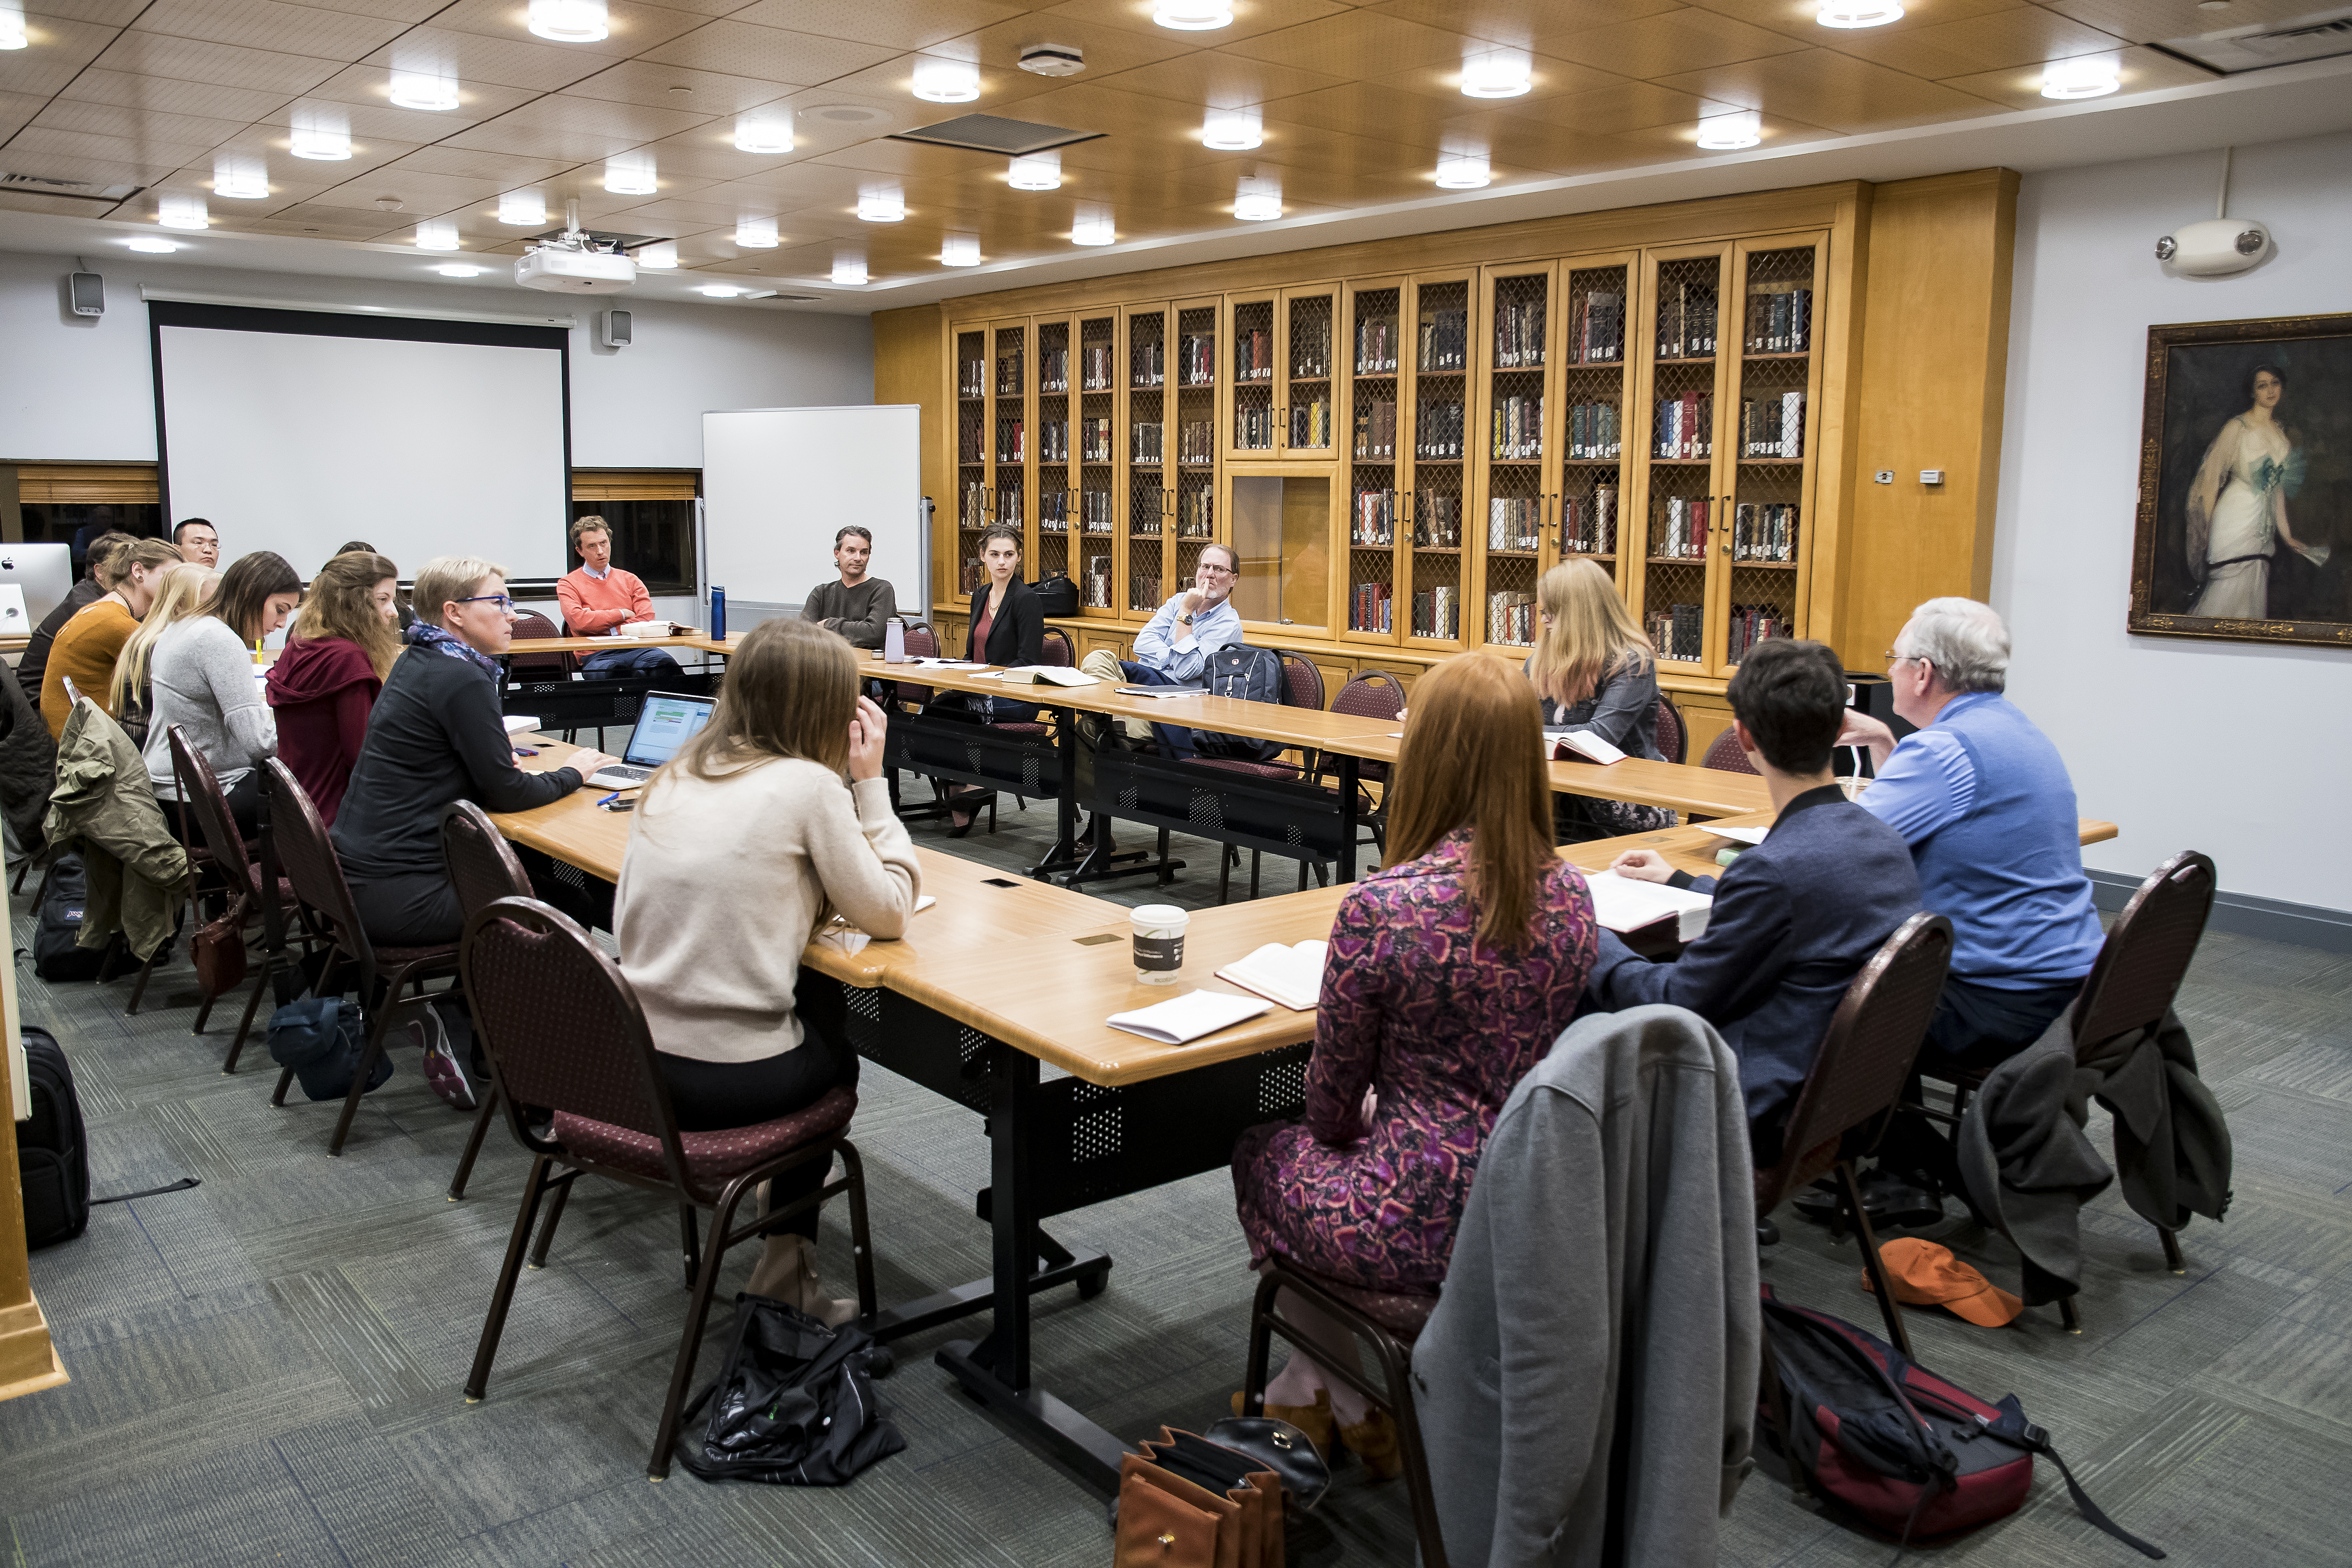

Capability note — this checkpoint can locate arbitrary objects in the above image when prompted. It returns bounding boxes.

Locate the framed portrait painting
[2130,311,2352,648]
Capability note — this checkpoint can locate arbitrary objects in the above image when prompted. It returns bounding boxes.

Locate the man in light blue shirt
[1079,543,1243,758]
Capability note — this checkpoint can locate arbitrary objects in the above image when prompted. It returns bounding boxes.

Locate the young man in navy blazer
[1586,638,1922,1177]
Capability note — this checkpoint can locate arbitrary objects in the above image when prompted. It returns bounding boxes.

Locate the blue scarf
[404,620,503,682]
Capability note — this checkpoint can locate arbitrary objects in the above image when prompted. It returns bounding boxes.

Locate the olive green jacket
[45,699,189,962]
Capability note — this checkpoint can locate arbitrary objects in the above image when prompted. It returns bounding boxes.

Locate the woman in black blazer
[936,525,1046,831]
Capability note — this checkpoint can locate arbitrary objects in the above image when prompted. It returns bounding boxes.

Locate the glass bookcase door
[1475,264,1556,654]
[1344,278,1405,644]
[1227,292,1278,460]
[1557,256,1636,595]
[953,326,988,599]
[1123,304,1171,616]
[990,320,1030,583]
[1720,238,1825,669]
[1279,286,1337,457]
[1231,469,1337,634]
[1405,273,1471,649]
[1172,297,1220,604]
[1035,316,1073,591]
[1634,247,1729,673]
[1075,311,1119,616]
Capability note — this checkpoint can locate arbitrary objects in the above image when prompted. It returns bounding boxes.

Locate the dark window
[20,504,167,579]
[568,499,696,595]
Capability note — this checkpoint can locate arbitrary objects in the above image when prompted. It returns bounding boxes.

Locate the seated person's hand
[1836,710,1893,749]
[565,749,621,778]
[847,696,889,781]
[1609,847,1674,883]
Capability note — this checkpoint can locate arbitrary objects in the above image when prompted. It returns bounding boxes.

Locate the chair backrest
[462,896,687,1172]
[509,609,570,677]
[2069,850,2216,1050]
[1701,727,1758,775]
[1330,670,1405,722]
[896,623,938,706]
[440,800,534,922]
[1040,626,1075,667]
[1655,694,1688,765]
[1757,911,1954,1212]
[166,725,256,883]
[262,757,377,984]
[1274,650,1326,711]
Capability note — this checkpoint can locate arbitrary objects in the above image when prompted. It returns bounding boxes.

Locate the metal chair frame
[439,800,537,1201]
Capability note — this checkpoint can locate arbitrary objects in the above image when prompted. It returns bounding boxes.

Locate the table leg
[1338,753,1361,883]
[1025,702,1083,882]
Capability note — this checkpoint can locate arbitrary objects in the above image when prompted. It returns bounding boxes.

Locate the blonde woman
[266,551,402,827]
[616,618,918,1322]
[108,561,219,751]
[1523,559,1676,841]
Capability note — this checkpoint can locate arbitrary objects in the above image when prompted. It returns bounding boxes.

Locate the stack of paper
[503,716,540,735]
[1106,989,1272,1044]
[1585,871,1713,942]
[1214,941,1329,1011]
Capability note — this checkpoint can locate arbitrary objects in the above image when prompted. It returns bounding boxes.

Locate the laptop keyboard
[595,763,653,783]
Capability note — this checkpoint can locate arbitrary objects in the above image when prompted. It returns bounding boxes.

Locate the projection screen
[150,301,571,581]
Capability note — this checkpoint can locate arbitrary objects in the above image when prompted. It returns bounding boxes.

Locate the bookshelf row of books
[959,556,986,593]
[1562,485,1619,555]
[1349,580,1393,633]
[1236,328,1274,382]
[1130,574,1162,611]
[1082,416,1113,463]
[996,354,1024,396]
[1179,419,1214,464]
[1353,489,1399,545]
[1745,288,1812,354]
[1291,326,1331,379]
[1080,341,1115,391]
[1655,282,1719,360]
[1739,393,1806,459]
[1040,490,1116,534]
[1289,397,1334,448]
[1130,340,1165,388]
[1731,503,1799,561]
[1494,299,1546,368]
[1179,334,1215,386]
[1042,418,1111,463]
[1416,494,1462,548]
[1488,591,1537,646]
[996,419,1026,463]
[1648,602,1703,661]
[1177,491,1214,536]
[1235,402,1275,450]
[1567,401,1623,460]
[959,482,986,528]
[958,363,985,398]
[1652,394,1715,460]
[1356,314,1399,374]
[1039,346,1068,394]
[1412,586,1459,640]
[1488,495,1543,552]
[1654,496,1713,558]
[1726,604,1787,662]
[1083,556,1114,609]
[1492,394,1543,460]
[1417,400,1467,459]
[1419,309,1469,372]
[1131,421,1164,464]
[1572,292,1625,363]
[1355,398,1397,459]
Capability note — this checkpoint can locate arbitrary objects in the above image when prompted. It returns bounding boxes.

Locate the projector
[515,244,636,293]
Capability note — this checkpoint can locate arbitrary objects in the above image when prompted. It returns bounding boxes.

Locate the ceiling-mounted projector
[515,199,637,293]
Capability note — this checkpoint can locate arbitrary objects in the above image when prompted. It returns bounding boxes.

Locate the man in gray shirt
[801,525,898,649]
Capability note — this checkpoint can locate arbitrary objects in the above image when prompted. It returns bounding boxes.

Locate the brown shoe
[1338,1407,1402,1481]
[1229,1387,1334,1454]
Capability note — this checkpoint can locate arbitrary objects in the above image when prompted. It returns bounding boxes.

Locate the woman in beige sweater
[615,617,919,1321]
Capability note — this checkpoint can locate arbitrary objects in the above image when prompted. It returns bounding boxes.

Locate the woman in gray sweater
[143,550,302,838]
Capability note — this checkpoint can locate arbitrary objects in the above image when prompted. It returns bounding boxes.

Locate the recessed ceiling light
[498,188,546,225]
[736,215,779,248]
[125,237,180,253]
[158,193,209,229]
[1008,151,1061,190]
[1071,207,1115,246]
[942,232,980,266]
[1816,0,1903,25]
[2041,57,2119,98]
[1202,109,1262,150]
[833,252,869,285]
[604,153,656,194]
[0,9,24,48]
[1695,109,1761,149]
[213,154,268,200]
[735,109,792,153]
[1434,151,1490,189]
[415,219,460,250]
[857,188,905,222]
[388,68,460,110]
[436,262,486,277]
[1153,0,1230,28]
[1233,176,1280,221]
[636,241,678,269]
[699,283,746,297]
[289,106,351,161]
[528,0,607,42]
[1460,52,1531,98]
[912,58,980,102]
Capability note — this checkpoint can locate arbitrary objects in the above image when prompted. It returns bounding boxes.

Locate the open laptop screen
[622,693,715,768]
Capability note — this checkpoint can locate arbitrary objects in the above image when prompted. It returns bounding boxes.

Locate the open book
[994,666,1100,686]
[1116,684,1206,698]
[1585,871,1712,942]
[503,715,540,736]
[618,619,676,638]
[1215,940,1328,1012]
[1105,988,1272,1045]
[1545,727,1626,764]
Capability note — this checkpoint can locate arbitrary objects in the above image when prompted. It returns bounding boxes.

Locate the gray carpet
[6,800,2349,1568]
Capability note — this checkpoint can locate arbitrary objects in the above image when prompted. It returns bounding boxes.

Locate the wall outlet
[1920,468,1946,486]
[1873,469,1894,484]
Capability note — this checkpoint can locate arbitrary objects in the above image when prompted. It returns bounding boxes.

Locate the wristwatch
[1178,611,1195,625]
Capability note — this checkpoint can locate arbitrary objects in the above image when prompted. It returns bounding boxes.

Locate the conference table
[487,732,2118,1494]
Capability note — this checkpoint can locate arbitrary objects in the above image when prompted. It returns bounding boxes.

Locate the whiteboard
[701,405,924,620]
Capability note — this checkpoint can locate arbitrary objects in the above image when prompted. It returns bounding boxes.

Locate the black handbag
[676,1295,905,1485]
[1031,572,1079,616]
[1205,1416,1331,1510]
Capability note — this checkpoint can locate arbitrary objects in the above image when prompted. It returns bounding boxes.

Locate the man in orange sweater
[555,515,682,678]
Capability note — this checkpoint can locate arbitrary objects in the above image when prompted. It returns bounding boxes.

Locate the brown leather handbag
[191,893,248,996]
[1112,1428,1286,1568]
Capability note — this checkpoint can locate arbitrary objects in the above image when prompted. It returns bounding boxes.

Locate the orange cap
[1861,1238,2024,1327]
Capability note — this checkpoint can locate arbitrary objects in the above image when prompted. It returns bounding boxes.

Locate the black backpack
[1030,573,1079,616]
[18,1027,90,1249]
[1192,645,1284,762]
[32,853,109,982]
[266,996,394,1102]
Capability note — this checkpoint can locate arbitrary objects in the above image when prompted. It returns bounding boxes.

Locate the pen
[596,790,621,806]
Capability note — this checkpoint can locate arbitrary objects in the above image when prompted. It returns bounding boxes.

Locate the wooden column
[0,841,68,1402]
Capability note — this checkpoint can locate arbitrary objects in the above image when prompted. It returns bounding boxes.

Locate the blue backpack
[267,997,394,1102]
[1192,645,1284,762]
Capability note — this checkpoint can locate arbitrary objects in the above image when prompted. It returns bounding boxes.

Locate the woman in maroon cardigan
[264,551,400,825]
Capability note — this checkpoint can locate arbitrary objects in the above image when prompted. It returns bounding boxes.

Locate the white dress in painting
[2186,415,2293,620]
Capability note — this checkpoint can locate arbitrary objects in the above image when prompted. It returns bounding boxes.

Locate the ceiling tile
[0,130,187,182]
[29,95,254,152]
[1037,0,1354,49]
[128,0,411,61]
[1934,40,2219,104]
[1822,8,2127,75]
[0,90,51,140]
[1366,0,1685,44]
[2035,0,2323,45]
[697,160,878,206]
[235,210,409,235]
[804,135,1016,179]
[302,167,517,216]
[384,142,582,183]
[27,0,148,24]
[1678,0,2024,47]
[1505,76,1743,132]
[358,26,611,91]
[562,58,804,114]
[792,52,1069,112]
[1223,11,1478,76]
[1652,47,2002,129]
[92,30,345,93]
[725,0,1034,50]
[423,0,714,59]
[438,92,712,164]
[636,19,902,80]
[61,65,293,121]
[1,16,127,96]
[280,65,546,134]
[630,123,811,180]
[1090,45,1349,106]
[285,0,453,20]
[1540,9,1814,74]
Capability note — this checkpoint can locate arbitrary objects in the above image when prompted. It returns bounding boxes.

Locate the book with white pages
[1105,988,1272,1045]
[1116,684,1206,698]
[1544,727,1626,764]
[1214,940,1329,1012]
[993,665,1100,686]
[1584,870,1713,942]
[1704,825,1769,846]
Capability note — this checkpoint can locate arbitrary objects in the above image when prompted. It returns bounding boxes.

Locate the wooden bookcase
[901,173,2017,727]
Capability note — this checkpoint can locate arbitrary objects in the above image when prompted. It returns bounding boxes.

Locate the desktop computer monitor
[0,544,74,637]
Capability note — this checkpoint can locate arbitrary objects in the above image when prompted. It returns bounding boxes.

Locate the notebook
[1214,941,1329,1012]
[993,666,1100,686]
[1585,871,1713,942]
[1116,684,1206,698]
[1105,989,1272,1045]
[503,715,540,736]
[1545,727,1626,764]
[583,691,717,788]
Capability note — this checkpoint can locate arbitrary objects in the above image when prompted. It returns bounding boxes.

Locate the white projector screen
[152,302,570,581]
[701,405,924,620]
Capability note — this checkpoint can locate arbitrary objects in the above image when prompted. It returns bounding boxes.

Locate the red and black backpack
[1759,1285,2164,1561]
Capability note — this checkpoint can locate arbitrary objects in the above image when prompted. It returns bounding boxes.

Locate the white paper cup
[1132,904,1188,983]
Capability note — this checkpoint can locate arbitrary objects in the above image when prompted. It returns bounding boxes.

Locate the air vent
[890,114,1103,156]
[0,172,142,202]
[2159,5,2352,71]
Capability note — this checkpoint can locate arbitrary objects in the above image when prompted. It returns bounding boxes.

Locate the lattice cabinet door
[1341,276,1406,645]
[1472,262,1559,656]
[1400,271,1473,651]
[1717,236,1828,672]
[1555,253,1639,601]
[953,324,990,600]
[1072,310,1120,617]
[1225,289,1279,462]
[1630,245,1732,675]
[1170,296,1222,601]
[1034,314,1075,597]
[988,318,1032,580]
[1277,285,1339,460]
[1122,303,1174,620]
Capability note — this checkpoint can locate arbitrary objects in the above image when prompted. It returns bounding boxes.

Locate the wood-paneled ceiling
[0,0,2310,289]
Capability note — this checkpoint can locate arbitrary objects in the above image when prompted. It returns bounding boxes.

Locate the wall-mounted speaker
[599,308,632,348]
[69,271,104,317]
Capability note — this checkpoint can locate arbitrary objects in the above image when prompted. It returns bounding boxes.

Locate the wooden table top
[509,632,705,654]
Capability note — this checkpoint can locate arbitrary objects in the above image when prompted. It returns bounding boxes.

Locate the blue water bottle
[709,585,726,641]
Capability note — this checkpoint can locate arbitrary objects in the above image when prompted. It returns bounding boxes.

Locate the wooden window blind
[13,463,161,504]
[571,469,699,502]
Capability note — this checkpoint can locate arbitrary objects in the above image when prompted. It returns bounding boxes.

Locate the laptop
[0,544,74,634]
[583,691,716,789]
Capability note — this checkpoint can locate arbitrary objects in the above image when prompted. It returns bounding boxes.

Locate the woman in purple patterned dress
[1231,654,1599,1473]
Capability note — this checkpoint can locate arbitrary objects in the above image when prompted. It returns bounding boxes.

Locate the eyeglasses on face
[1198,562,1236,577]
[457,594,517,612]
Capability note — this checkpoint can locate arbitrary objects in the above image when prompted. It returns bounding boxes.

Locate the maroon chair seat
[554,1085,858,1185]
[1285,1263,1440,1338]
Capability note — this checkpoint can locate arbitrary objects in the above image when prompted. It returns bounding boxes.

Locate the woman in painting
[2185,363,2310,618]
